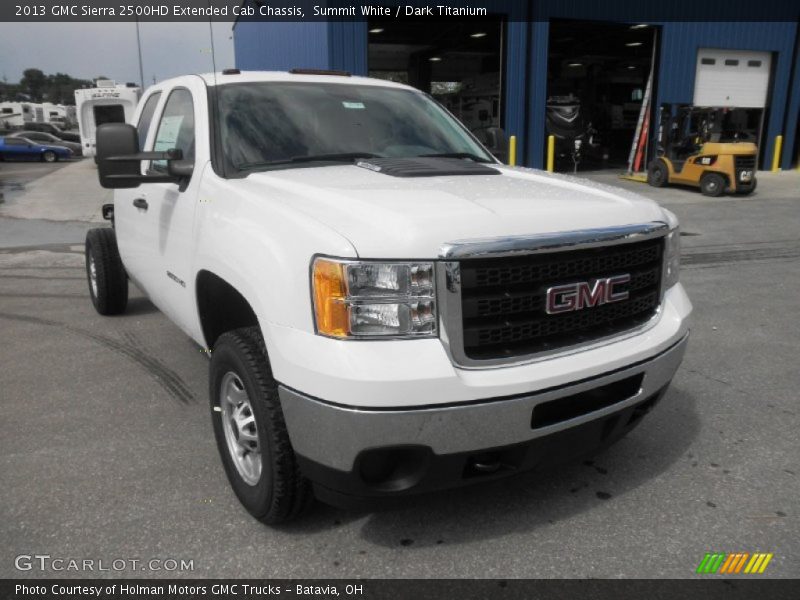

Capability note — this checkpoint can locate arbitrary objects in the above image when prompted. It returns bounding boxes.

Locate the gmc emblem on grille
[545,274,631,314]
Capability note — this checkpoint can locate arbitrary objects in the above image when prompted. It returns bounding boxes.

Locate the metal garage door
[693,49,771,108]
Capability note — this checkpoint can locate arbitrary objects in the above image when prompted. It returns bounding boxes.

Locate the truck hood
[240,164,668,259]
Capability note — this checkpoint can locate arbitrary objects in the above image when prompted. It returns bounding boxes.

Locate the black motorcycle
[545,95,605,172]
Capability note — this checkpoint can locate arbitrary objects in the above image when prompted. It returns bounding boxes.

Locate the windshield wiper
[417,152,493,163]
[239,152,380,169]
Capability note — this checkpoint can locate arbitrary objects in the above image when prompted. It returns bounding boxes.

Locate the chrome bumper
[278,333,688,472]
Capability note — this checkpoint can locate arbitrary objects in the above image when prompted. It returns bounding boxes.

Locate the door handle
[133,198,148,210]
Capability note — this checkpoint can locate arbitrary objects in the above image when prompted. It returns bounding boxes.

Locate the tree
[21,68,46,101]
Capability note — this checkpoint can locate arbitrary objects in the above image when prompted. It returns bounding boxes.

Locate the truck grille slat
[458,238,664,360]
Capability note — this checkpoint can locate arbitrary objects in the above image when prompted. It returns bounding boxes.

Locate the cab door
[137,82,204,335]
[114,89,163,293]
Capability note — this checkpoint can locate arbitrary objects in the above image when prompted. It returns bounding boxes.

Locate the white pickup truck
[88,70,691,523]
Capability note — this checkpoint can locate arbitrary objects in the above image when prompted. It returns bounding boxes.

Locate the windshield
[217,82,494,172]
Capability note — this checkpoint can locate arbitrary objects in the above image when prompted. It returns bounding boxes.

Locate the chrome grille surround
[436,221,671,369]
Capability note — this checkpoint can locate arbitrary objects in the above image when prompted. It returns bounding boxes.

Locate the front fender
[191,170,357,365]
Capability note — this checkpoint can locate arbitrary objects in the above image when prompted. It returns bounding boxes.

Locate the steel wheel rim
[88,254,98,297]
[220,371,262,486]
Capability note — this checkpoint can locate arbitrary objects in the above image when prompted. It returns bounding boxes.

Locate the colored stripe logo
[696,552,773,574]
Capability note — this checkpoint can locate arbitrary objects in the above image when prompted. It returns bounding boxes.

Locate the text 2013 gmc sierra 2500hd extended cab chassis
[87,70,691,523]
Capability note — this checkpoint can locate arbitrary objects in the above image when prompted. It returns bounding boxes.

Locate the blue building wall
[233,20,330,71]
[783,23,800,169]
[234,5,799,170]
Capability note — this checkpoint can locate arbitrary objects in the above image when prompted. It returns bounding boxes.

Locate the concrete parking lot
[1,160,798,579]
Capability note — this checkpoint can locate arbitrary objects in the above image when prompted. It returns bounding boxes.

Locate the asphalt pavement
[0,161,798,579]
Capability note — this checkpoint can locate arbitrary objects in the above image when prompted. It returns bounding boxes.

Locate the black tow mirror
[96,123,185,189]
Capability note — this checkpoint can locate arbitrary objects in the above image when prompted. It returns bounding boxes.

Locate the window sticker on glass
[342,101,366,110]
[154,115,184,151]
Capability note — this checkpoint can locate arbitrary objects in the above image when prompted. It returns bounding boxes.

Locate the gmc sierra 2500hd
[87,70,691,524]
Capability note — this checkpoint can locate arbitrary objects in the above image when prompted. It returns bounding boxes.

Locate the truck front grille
[458,238,664,360]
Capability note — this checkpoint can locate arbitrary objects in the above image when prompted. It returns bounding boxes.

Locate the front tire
[700,172,726,197]
[85,228,128,315]
[647,160,669,187]
[42,150,57,163]
[210,327,313,524]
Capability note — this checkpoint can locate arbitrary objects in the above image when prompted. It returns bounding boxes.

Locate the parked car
[22,121,80,143]
[8,130,83,156]
[0,136,73,162]
[88,70,691,524]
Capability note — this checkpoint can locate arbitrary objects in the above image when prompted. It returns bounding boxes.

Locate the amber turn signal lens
[313,259,349,337]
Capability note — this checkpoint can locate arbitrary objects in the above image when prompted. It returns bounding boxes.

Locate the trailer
[0,102,33,129]
[42,103,69,127]
[74,80,141,157]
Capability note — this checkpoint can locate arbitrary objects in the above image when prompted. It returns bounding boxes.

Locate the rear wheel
[647,160,669,187]
[210,327,313,524]
[85,228,128,315]
[700,172,726,197]
[736,178,757,195]
[42,150,57,163]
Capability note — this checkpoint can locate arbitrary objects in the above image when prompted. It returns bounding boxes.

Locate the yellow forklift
[647,105,758,196]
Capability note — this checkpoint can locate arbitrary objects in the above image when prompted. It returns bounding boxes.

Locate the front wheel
[210,327,313,524]
[42,150,57,163]
[85,228,128,315]
[647,160,669,187]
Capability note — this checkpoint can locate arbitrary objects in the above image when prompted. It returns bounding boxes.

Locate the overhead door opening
[367,18,506,160]
[546,19,659,172]
[693,49,773,168]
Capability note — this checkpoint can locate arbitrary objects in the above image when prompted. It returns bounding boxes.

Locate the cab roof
[190,70,415,91]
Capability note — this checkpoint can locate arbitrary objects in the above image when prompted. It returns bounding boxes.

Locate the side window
[151,88,194,173]
[136,92,161,149]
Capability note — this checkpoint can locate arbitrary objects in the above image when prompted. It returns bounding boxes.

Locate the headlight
[664,226,680,289]
[312,258,437,339]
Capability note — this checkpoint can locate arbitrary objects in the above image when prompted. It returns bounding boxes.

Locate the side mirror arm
[104,148,183,163]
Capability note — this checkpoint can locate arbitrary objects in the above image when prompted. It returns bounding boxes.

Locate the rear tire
[700,172,727,197]
[210,327,313,524]
[647,160,669,188]
[736,178,757,195]
[85,228,128,315]
[42,150,57,163]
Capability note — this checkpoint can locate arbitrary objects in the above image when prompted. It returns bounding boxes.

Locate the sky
[0,21,235,89]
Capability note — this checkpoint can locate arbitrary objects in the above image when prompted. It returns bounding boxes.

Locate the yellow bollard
[771,135,783,172]
[508,135,517,166]
[546,135,555,172]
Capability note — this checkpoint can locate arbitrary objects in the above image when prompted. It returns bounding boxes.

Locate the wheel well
[702,170,729,185]
[196,270,259,349]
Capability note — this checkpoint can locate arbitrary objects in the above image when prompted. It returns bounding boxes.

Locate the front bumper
[279,332,688,504]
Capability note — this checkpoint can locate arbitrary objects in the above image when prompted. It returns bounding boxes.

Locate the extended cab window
[136,92,162,148]
[151,88,194,173]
